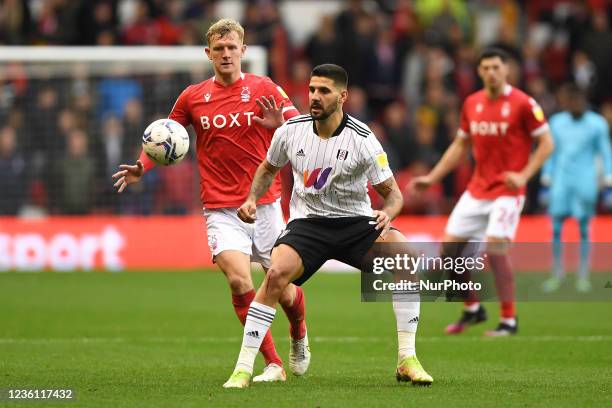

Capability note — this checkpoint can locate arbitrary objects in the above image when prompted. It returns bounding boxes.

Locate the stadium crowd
[1,0,612,216]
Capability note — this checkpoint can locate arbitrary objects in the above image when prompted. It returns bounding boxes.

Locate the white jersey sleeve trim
[531,123,550,137]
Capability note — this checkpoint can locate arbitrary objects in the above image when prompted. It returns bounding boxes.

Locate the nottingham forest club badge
[241,87,250,102]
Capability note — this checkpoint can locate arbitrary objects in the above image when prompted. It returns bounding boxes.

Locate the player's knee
[266,265,292,290]
[225,274,252,294]
[377,229,407,243]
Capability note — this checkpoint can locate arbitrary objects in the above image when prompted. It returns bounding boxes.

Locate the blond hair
[206,18,245,46]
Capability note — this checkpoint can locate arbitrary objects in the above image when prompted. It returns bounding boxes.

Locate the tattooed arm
[371,176,404,236]
[237,159,282,223]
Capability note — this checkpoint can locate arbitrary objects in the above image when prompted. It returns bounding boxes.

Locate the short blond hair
[206,18,245,46]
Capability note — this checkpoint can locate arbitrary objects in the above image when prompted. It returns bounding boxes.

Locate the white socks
[234,301,276,374]
[397,331,416,360]
[392,291,420,360]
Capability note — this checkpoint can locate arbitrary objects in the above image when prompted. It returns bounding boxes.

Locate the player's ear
[241,44,247,57]
[340,89,348,104]
[205,47,212,60]
[476,64,485,79]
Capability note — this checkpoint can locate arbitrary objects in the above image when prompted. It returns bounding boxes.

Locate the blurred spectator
[34,0,80,45]
[571,50,596,94]
[143,71,186,119]
[382,101,415,167]
[335,1,376,89]
[284,60,311,114]
[76,0,119,45]
[242,0,290,84]
[100,115,125,180]
[453,43,477,101]
[305,15,341,68]
[0,126,27,215]
[413,111,441,169]
[121,0,156,45]
[580,11,612,103]
[24,85,61,204]
[54,129,96,214]
[98,66,143,118]
[119,145,160,215]
[367,121,400,172]
[365,28,402,113]
[96,115,124,212]
[416,0,470,41]
[122,99,145,157]
[542,33,569,86]
[345,86,372,123]
[0,0,32,44]
[526,77,556,117]
[401,41,428,108]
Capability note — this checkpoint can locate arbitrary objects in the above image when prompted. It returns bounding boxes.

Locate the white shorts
[203,201,285,268]
[445,192,525,241]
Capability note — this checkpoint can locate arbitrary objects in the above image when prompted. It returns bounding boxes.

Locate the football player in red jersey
[411,48,554,336]
[112,19,309,381]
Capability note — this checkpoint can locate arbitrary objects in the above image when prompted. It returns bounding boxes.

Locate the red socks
[230,286,307,366]
[488,253,515,318]
[232,290,282,366]
[281,286,307,340]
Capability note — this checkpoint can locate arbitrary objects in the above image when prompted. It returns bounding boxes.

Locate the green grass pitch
[1,271,611,407]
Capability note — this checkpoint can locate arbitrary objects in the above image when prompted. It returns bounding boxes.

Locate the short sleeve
[168,86,192,127]
[266,127,290,168]
[361,133,394,185]
[457,102,470,139]
[523,97,549,137]
[263,78,300,120]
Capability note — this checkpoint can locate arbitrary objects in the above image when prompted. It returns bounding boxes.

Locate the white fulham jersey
[267,113,393,221]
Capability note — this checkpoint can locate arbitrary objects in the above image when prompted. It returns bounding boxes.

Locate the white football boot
[289,332,311,376]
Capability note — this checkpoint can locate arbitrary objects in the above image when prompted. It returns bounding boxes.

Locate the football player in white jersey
[222,64,433,388]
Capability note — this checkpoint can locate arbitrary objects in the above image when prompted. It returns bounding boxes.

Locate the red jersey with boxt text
[457,84,549,199]
[169,73,298,208]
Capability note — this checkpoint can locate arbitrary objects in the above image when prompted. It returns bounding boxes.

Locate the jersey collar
[312,112,348,137]
[503,84,512,96]
[212,72,245,85]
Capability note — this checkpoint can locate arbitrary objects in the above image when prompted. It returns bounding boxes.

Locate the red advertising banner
[0,215,611,271]
[0,216,209,271]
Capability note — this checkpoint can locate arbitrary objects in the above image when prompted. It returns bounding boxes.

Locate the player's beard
[310,99,338,121]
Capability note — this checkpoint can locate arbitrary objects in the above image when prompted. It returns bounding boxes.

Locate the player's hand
[253,95,285,129]
[503,171,527,191]
[237,199,257,223]
[112,160,144,193]
[409,175,434,195]
[372,210,391,238]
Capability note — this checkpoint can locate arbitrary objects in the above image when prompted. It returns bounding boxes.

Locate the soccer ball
[142,119,189,166]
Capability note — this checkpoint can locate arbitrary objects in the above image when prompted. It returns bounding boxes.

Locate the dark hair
[477,47,510,64]
[311,64,348,89]
[561,82,585,99]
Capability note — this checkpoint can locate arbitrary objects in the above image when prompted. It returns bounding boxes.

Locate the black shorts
[273,216,383,286]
